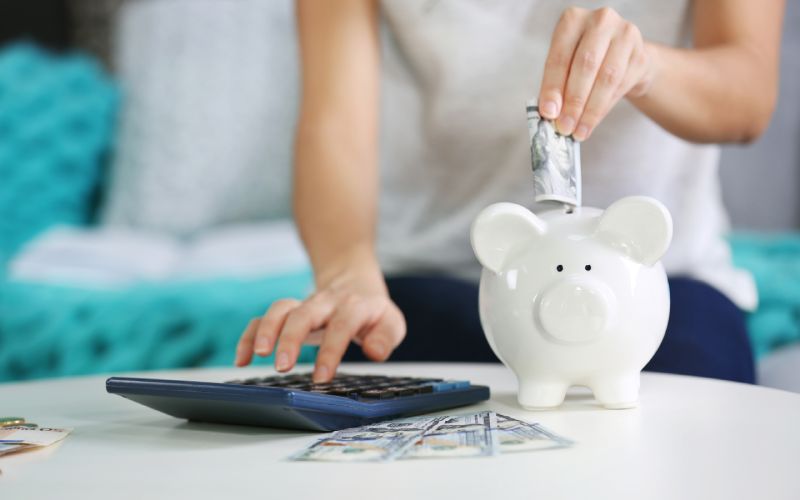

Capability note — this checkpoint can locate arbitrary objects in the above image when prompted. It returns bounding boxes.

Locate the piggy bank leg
[517,380,569,410]
[590,373,640,409]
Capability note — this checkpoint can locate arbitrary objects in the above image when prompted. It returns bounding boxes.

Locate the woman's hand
[234,256,406,383]
[538,6,656,142]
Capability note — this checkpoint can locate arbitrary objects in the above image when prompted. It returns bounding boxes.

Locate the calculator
[106,372,490,431]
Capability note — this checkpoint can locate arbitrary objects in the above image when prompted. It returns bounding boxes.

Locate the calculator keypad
[226,373,468,400]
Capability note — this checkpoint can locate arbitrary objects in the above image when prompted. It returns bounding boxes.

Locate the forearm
[631,42,778,144]
[293,0,382,291]
[293,117,383,291]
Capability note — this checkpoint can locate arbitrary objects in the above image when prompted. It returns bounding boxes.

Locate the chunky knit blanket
[0,271,316,381]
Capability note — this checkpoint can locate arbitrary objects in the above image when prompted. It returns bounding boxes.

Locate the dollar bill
[290,416,449,462]
[495,414,573,452]
[402,410,499,459]
[0,442,37,457]
[289,412,572,462]
[0,426,72,447]
[527,98,582,208]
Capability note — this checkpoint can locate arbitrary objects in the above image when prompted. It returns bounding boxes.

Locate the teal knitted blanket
[0,43,118,264]
[0,271,317,382]
[730,233,800,359]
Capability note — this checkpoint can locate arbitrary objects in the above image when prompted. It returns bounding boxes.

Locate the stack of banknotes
[0,418,72,457]
[291,411,572,462]
[527,99,582,209]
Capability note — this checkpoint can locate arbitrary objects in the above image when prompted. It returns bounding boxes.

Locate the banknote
[290,416,449,462]
[402,410,499,459]
[527,98,582,208]
[0,426,72,447]
[290,412,572,462]
[0,443,37,457]
[495,414,573,452]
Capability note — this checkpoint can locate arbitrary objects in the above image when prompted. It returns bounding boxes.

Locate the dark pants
[344,275,756,384]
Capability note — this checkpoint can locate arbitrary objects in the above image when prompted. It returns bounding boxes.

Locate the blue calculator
[106,372,490,431]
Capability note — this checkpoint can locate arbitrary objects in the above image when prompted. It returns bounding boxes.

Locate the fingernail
[541,100,558,118]
[254,337,270,355]
[314,365,329,383]
[276,352,290,371]
[557,116,575,135]
[574,124,590,141]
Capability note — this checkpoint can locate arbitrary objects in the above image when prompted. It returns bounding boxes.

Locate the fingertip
[363,338,388,361]
[573,123,590,141]
[538,91,562,119]
[312,364,331,384]
[234,344,251,367]
[254,340,272,356]
[556,115,576,136]
[275,351,291,372]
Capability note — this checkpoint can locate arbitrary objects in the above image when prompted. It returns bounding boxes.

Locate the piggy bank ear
[471,203,547,274]
[596,196,673,266]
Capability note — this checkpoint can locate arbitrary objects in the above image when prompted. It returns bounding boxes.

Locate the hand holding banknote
[537,6,655,142]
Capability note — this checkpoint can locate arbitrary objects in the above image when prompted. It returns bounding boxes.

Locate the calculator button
[430,380,471,392]
[284,383,309,389]
[328,388,356,397]
[411,378,444,385]
[388,386,419,396]
[310,383,333,390]
[360,389,396,399]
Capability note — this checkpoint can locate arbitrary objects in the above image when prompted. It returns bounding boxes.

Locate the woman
[235,0,784,384]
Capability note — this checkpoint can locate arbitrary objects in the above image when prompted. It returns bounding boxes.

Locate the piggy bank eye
[556,265,564,272]
[585,264,592,271]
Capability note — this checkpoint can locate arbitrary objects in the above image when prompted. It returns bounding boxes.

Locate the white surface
[1,364,799,500]
[472,198,671,409]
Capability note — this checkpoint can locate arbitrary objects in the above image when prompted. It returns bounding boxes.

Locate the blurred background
[0,1,798,390]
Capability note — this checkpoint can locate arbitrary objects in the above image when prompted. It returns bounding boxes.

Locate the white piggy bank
[471,196,672,410]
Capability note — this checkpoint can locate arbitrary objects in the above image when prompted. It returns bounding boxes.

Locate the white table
[2,363,799,500]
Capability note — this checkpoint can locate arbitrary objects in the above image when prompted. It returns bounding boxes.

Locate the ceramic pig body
[471,196,672,410]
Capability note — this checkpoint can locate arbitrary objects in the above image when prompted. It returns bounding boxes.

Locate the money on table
[496,414,573,452]
[0,426,72,457]
[290,411,571,462]
[403,411,498,459]
[290,415,449,462]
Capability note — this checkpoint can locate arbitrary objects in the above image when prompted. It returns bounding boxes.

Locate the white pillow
[102,0,298,235]
[10,221,310,287]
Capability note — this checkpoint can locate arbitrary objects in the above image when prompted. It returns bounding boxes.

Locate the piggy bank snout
[537,279,617,343]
